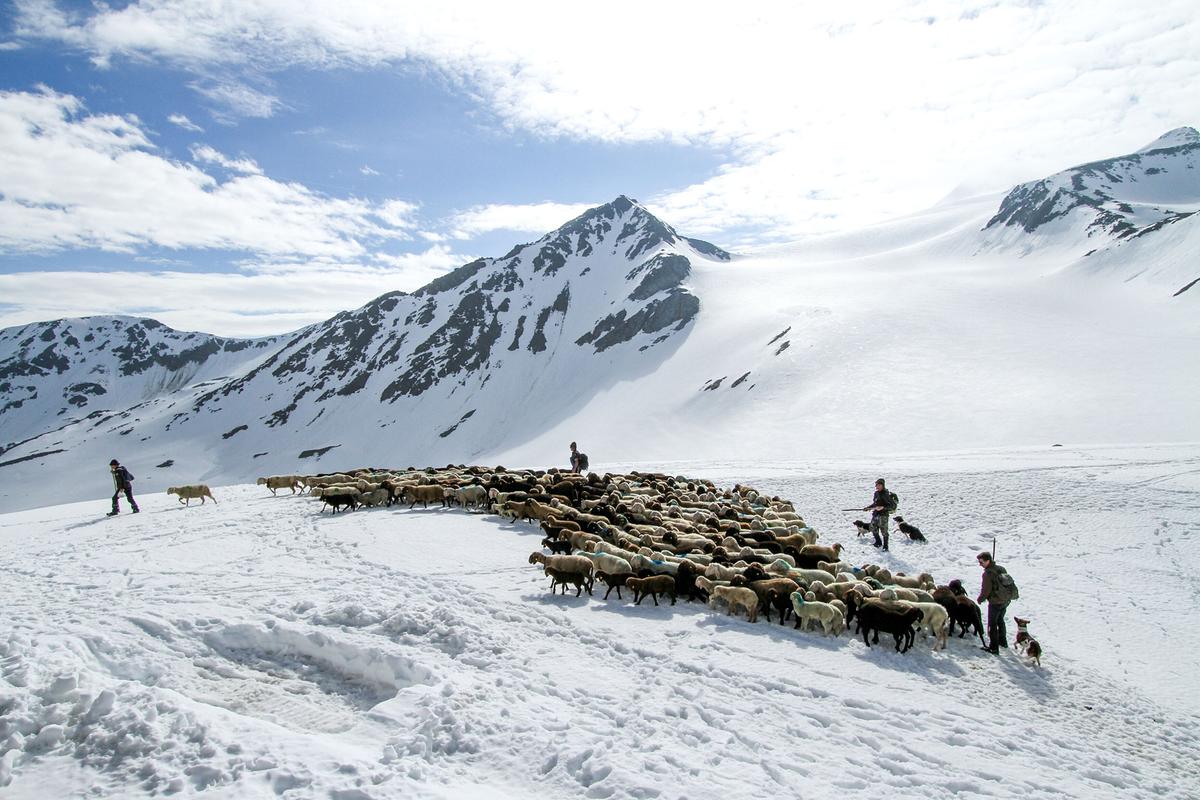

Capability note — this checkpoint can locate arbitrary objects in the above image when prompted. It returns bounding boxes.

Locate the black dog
[893,515,926,543]
[853,520,872,537]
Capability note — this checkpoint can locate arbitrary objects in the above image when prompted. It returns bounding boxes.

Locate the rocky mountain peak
[1137,126,1200,154]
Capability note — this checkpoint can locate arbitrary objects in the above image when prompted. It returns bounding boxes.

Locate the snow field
[1,445,1198,798]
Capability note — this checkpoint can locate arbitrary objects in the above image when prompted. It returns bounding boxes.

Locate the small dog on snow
[1013,616,1042,666]
[893,516,927,543]
[853,520,872,537]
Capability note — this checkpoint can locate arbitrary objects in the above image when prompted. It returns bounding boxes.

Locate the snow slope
[1,445,1198,798]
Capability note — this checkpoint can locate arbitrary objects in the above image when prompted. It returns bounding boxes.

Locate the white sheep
[709,585,759,622]
[257,476,300,495]
[573,549,633,576]
[167,485,216,505]
[881,599,951,650]
[790,592,845,635]
[357,488,390,508]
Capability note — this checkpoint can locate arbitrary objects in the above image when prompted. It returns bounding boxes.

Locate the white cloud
[446,201,596,239]
[189,79,282,121]
[0,87,419,257]
[0,245,478,337]
[360,165,380,176]
[189,144,262,174]
[0,42,22,51]
[167,112,203,132]
[11,1,1200,239]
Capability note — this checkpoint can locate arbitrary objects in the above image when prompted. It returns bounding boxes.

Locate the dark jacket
[111,465,133,491]
[978,563,1009,604]
[867,488,894,517]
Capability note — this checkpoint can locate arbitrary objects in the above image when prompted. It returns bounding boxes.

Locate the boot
[131,505,140,514]
[106,509,119,517]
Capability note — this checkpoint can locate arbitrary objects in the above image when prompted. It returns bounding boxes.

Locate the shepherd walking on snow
[107,458,139,516]
[863,478,897,550]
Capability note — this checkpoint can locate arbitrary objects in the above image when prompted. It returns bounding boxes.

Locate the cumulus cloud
[0,87,419,257]
[11,0,1200,238]
[446,201,596,239]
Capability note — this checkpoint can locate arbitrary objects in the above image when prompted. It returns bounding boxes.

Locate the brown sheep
[626,575,677,606]
[545,565,590,597]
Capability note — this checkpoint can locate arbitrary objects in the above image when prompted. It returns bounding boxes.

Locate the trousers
[871,513,890,548]
[986,601,1009,651]
[112,485,139,512]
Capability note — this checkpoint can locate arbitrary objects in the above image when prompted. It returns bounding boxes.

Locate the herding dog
[893,516,927,543]
[853,520,872,537]
[1012,616,1042,666]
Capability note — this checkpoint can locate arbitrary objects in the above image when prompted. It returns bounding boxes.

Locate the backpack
[577,453,589,472]
[887,491,898,512]
[996,570,1019,602]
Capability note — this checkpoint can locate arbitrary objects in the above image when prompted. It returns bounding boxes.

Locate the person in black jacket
[107,458,139,516]
[863,478,896,550]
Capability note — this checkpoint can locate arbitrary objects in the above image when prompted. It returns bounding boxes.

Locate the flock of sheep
[250,466,989,654]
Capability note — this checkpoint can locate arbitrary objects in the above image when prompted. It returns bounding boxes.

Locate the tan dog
[1013,616,1041,666]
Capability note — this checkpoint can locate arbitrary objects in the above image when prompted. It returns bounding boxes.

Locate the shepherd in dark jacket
[108,458,139,516]
[863,478,896,550]
[976,551,1010,654]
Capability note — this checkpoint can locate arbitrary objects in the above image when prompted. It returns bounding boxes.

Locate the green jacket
[978,563,1009,604]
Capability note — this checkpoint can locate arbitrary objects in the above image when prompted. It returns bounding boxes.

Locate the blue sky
[0,0,1197,335]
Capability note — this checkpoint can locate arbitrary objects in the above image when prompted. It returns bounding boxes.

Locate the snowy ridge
[1,445,1198,798]
[983,126,1200,260]
[0,316,278,445]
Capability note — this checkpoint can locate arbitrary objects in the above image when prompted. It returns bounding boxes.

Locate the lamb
[545,565,591,597]
[167,485,216,505]
[708,585,759,622]
[529,552,594,594]
[596,571,632,600]
[788,592,845,635]
[257,476,300,496]
[541,536,572,555]
[320,492,358,514]
[740,578,800,624]
[627,575,677,606]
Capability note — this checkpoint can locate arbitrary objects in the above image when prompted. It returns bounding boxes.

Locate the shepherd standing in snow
[107,458,139,516]
[569,442,588,474]
[863,478,896,551]
[976,551,1010,655]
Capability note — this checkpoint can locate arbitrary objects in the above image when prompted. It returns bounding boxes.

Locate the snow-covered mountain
[982,127,1200,287]
[0,197,733,508]
[0,317,279,448]
[1,133,1198,513]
